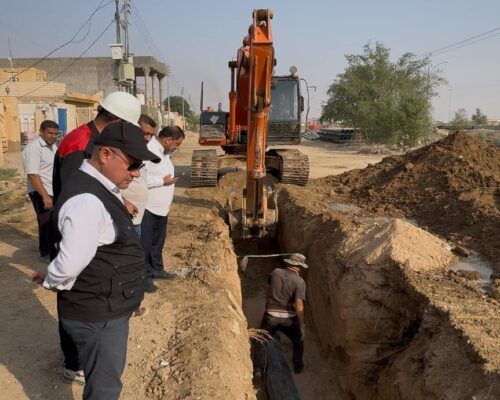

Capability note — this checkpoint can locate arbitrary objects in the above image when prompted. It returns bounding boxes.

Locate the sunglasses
[107,148,145,171]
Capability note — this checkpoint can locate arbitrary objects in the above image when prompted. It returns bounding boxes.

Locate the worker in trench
[261,253,307,374]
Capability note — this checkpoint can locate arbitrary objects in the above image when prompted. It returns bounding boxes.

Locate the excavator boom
[192,9,309,238]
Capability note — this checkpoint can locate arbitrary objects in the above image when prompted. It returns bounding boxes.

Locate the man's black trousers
[60,315,130,400]
[261,313,304,369]
[28,191,51,257]
[140,209,168,278]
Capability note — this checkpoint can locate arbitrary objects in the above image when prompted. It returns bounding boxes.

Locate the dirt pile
[277,190,500,399]
[306,133,500,264]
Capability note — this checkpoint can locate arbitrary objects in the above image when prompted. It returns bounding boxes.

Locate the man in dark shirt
[261,253,308,374]
[52,91,142,201]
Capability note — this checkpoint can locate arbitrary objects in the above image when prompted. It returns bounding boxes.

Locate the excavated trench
[184,153,499,399]
[270,187,500,400]
[177,134,499,399]
[236,237,341,400]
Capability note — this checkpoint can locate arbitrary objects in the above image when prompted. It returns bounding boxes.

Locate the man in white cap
[261,253,308,374]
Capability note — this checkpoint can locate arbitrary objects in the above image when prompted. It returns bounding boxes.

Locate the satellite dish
[289,66,298,76]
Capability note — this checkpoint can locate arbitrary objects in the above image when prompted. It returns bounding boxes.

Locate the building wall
[0,82,66,98]
[0,67,47,83]
[0,100,7,158]
[0,97,21,152]
[0,58,115,96]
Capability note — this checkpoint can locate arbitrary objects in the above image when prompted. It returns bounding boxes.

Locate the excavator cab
[268,75,304,145]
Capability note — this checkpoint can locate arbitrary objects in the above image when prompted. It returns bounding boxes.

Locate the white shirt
[22,135,57,196]
[121,171,148,225]
[43,160,121,291]
[144,136,175,217]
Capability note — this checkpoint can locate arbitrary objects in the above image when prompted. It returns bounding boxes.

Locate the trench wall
[277,189,500,400]
[146,204,256,400]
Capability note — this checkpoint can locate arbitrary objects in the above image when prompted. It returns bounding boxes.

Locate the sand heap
[311,133,500,263]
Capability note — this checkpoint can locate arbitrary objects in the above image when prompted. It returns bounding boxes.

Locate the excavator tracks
[275,149,309,186]
[190,149,218,187]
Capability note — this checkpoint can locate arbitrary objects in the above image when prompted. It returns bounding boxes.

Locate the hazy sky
[1,0,500,121]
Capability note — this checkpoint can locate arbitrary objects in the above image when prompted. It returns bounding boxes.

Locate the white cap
[100,92,141,127]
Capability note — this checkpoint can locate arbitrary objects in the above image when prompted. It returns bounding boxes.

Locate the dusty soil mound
[306,133,500,265]
[278,190,500,399]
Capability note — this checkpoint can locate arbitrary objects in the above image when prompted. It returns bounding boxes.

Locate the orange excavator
[191,9,309,238]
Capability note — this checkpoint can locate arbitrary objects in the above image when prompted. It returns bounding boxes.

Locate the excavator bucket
[228,186,278,239]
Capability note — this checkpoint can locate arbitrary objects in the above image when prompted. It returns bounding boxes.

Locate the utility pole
[167,77,171,126]
[448,86,453,122]
[300,78,316,132]
[111,0,135,93]
[427,61,448,101]
[114,0,122,91]
[122,0,131,93]
[181,87,185,118]
[7,38,14,81]
[115,0,121,50]
[123,0,130,61]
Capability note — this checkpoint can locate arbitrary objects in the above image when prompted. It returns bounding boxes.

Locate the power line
[0,19,49,51]
[129,9,159,58]
[431,30,500,57]
[129,1,166,62]
[0,0,113,85]
[129,1,193,104]
[428,25,500,57]
[20,20,115,98]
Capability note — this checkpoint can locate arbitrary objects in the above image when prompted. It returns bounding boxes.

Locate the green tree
[185,113,200,132]
[471,108,488,126]
[163,96,192,116]
[320,42,444,146]
[450,108,471,131]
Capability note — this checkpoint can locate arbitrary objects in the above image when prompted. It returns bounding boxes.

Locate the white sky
[1,0,500,121]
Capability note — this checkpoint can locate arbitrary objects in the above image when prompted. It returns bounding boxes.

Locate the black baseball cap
[94,121,160,163]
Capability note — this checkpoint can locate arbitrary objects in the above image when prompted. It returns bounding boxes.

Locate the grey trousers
[60,314,130,400]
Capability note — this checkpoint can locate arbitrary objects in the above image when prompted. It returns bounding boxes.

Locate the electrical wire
[0,19,48,51]
[129,9,160,59]
[0,0,113,85]
[130,1,166,62]
[19,19,115,98]
[428,25,500,57]
[430,31,500,57]
[130,1,192,103]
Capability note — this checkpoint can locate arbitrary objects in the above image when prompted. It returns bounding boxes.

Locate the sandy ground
[0,134,385,400]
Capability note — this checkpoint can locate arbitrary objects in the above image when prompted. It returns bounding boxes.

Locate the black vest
[52,170,145,322]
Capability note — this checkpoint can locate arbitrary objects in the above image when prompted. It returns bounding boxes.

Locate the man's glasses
[107,148,145,171]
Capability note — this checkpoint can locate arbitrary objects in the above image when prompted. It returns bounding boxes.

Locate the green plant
[6,215,23,223]
[0,167,18,180]
[450,109,471,131]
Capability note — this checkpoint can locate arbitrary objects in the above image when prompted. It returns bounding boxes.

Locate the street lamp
[300,78,316,132]
[427,61,448,100]
[448,85,453,122]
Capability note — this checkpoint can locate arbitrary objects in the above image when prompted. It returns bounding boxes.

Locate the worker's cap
[283,253,308,269]
[94,121,160,163]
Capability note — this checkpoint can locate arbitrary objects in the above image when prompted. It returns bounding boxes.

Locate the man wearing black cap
[261,253,308,374]
[33,121,160,400]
